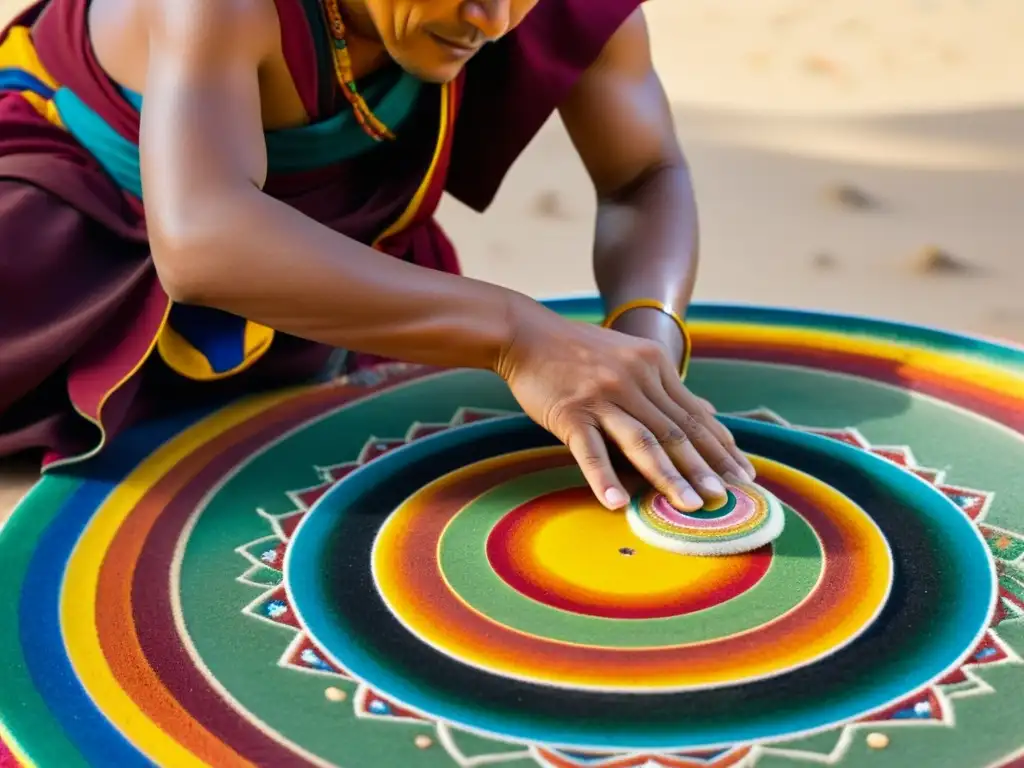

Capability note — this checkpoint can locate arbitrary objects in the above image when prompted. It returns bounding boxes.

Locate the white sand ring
[626,484,786,557]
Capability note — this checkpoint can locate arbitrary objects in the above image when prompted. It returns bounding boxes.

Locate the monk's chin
[392,50,473,85]
[398,62,465,84]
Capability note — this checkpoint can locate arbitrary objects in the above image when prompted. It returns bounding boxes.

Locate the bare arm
[139,0,522,369]
[559,8,698,367]
[138,0,751,510]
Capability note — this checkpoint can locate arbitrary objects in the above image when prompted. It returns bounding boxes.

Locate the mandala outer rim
[2,299,1022,768]
[48,371,450,766]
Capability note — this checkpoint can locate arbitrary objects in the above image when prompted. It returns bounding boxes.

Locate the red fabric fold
[447,0,645,211]
[0,0,643,463]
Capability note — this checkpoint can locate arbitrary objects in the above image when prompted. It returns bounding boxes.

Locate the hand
[496,300,757,512]
[606,301,719,416]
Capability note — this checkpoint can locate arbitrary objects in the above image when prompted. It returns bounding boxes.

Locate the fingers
[598,407,719,512]
[661,395,755,486]
[544,335,756,513]
[696,397,716,414]
[565,422,630,510]
[656,362,757,482]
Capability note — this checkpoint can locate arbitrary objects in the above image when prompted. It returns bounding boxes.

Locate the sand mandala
[1,298,1023,768]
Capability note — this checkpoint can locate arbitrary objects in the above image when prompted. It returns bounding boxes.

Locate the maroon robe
[0,0,643,467]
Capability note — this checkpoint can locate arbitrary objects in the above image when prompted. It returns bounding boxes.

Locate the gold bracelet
[601,298,692,379]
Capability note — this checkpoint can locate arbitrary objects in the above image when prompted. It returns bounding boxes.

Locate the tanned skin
[84,0,756,512]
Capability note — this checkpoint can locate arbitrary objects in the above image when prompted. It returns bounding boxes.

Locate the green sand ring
[626,484,787,556]
[437,465,823,649]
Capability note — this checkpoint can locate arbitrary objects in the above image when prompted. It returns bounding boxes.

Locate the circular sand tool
[626,482,785,556]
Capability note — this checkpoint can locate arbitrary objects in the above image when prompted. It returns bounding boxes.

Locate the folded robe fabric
[0,0,643,467]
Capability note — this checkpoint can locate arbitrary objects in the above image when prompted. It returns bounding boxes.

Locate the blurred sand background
[441,0,1024,342]
[2,0,1023,519]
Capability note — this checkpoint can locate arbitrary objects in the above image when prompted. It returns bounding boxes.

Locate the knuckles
[631,339,666,365]
[576,451,609,471]
[679,412,704,436]
[565,370,626,406]
[656,426,690,448]
[629,428,663,453]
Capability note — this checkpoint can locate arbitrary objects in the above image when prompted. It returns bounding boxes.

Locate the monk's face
[360,0,540,82]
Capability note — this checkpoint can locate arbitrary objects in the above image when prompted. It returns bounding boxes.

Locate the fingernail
[681,487,704,510]
[701,476,726,496]
[604,487,628,508]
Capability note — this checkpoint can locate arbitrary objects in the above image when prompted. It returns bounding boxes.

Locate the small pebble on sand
[866,732,890,749]
[911,245,974,275]
[324,687,347,702]
[824,183,877,210]
[802,55,842,77]
[532,190,569,219]
[414,735,433,749]
[812,252,838,269]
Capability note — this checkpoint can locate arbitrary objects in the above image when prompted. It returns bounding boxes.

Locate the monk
[0,0,756,512]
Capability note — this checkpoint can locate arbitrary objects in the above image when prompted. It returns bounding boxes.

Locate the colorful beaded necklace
[320,0,396,141]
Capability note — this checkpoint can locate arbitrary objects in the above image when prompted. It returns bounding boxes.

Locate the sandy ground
[2,0,1022,523]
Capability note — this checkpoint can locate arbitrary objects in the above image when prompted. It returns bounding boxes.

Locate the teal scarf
[53,68,423,198]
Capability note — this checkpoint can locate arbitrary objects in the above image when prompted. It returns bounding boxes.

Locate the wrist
[494,289,542,380]
[610,306,685,363]
[603,296,691,375]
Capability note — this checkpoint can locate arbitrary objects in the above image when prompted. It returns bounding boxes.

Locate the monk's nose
[462,0,511,42]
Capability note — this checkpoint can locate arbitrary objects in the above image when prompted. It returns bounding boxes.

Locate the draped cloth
[0,0,644,467]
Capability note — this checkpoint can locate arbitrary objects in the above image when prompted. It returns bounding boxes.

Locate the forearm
[153,188,526,371]
[139,0,531,374]
[593,161,699,364]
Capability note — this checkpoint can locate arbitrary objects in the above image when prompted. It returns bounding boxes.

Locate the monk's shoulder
[142,0,280,53]
[88,0,281,95]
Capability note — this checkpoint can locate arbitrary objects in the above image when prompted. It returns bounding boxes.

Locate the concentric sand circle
[439,468,823,648]
[287,413,993,749]
[485,485,774,620]
[361,440,891,693]
[0,299,1019,767]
